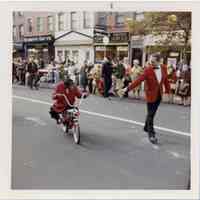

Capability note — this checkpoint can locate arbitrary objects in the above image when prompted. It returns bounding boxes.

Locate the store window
[117,46,128,60]
[18,12,23,16]
[95,46,105,62]
[57,50,63,57]
[116,14,124,25]
[37,17,44,32]
[47,16,54,32]
[58,13,64,31]
[72,50,79,63]
[19,24,24,40]
[71,12,78,30]
[27,18,33,33]
[83,12,91,29]
[13,26,17,41]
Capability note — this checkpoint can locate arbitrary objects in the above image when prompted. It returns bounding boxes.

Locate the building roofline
[55,30,93,41]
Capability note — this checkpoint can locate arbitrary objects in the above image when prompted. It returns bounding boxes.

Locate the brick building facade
[13,11,55,64]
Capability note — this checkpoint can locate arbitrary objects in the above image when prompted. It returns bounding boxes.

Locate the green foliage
[144,12,191,46]
[127,12,191,61]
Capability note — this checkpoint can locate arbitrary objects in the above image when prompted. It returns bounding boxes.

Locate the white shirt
[155,65,162,83]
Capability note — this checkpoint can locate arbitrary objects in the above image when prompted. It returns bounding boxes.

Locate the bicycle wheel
[73,124,80,144]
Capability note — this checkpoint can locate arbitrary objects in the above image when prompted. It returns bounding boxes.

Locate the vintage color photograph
[12,10,191,189]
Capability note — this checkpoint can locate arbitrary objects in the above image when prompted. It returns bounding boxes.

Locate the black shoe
[149,136,158,144]
[144,126,148,132]
[56,118,61,124]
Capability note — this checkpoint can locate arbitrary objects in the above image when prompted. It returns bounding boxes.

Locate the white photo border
[0,1,199,199]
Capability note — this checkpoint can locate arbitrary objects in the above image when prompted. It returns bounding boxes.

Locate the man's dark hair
[152,53,161,62]
[64,78,74,88]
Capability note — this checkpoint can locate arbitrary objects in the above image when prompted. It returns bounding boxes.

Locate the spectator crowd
[12,56,191,106]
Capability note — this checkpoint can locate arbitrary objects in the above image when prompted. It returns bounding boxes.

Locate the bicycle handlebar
[55,93,85,108]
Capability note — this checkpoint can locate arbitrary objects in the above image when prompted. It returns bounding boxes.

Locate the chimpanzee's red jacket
[52,81,82,113]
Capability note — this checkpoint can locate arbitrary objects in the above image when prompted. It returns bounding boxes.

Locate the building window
[58,13,64,31]
[83,12,91,29]
[18,12,23,16]
[57,50,63,62]
[71,12,78,30]
[136,13,144,21]
[72,50,79,63]
[57,50,63,56]
[116,14,124,25]
[47,16,54,32]
[19,25,24,40]
[27,18,33,33]
[64,50,70,59]
[37,17,44,32]
[13,26,17,41]
[99,14,106,26]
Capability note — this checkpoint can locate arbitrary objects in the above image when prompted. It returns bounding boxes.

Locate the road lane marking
[167,151,186,159]
[25,117,46,126]
[13,95,190,137]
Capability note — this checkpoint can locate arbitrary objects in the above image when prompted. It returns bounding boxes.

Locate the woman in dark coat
[79,62,88,91]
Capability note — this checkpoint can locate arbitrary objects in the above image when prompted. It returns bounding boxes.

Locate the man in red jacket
[122,54,171,144]
[49,78,85,124]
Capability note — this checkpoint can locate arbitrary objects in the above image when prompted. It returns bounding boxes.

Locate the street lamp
[168,14,177,24]
[125,17,134,65]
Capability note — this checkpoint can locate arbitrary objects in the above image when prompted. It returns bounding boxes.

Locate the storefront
[23,35,54,64]
[94,32,129,63]
[54,31,94,66]
[131,35,191,67]
[13,42,25,58]
[130,36,144,67]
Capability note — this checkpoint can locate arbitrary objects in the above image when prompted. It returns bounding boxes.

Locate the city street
[12,85,190,189]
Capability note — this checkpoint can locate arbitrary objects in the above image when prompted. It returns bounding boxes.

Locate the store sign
[94,32,129,44]
[24,36,52,43]
[131,39,143,48]
[96,46,106,51]
[94,35,104,43]
[167,57,177,68]
[170,52,179,57]
[14,42,23,50]
[110,32,129,43]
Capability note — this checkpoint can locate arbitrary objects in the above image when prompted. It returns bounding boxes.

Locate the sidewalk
[13,83,190,106]
[128,91,190,105]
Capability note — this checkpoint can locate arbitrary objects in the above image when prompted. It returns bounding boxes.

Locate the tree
[126,12,191,64]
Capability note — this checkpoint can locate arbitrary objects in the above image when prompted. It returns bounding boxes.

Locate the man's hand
[118,87,128,98]
[82,92,89,99]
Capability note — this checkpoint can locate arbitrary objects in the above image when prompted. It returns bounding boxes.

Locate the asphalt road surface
[12,85,190,189]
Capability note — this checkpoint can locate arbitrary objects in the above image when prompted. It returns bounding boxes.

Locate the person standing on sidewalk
[27,59,39,90]
[130,59,143,99]
[102,57,113,98]
[121,54,171,144]
[114,58,125,96]
[79,61,88,92]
